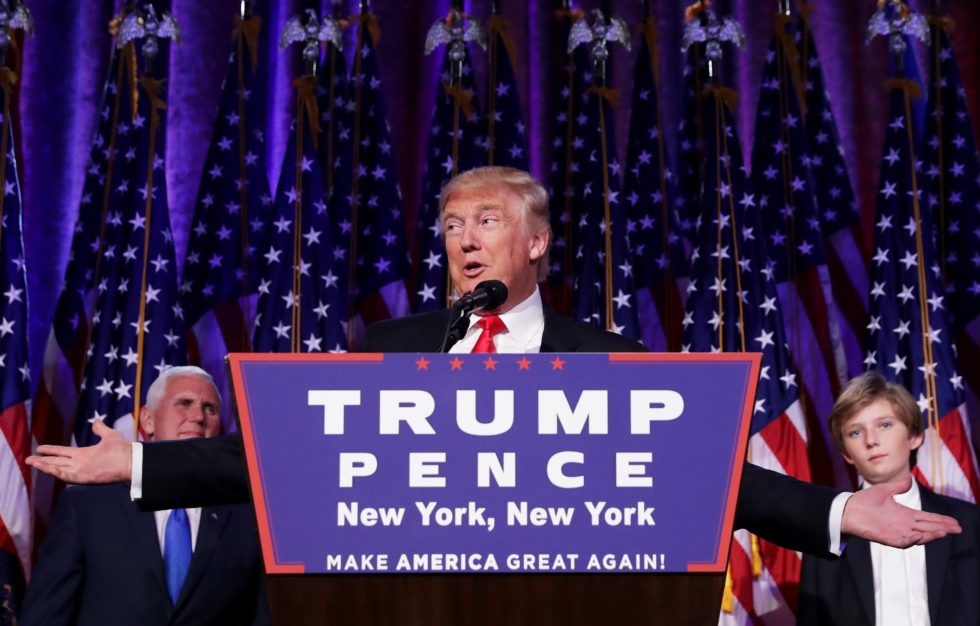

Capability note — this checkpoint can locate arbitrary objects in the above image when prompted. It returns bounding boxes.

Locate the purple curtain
[20,0,980,383]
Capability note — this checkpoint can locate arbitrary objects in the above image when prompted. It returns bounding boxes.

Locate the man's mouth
[462,262,485,278]
[868,453,887,463]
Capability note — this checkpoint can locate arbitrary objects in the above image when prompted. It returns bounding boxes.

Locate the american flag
[253,45,350,354]
[570,78,639,338]
[683,90,810,625]
[797,7,869,385]
[543,8,587,316]
[180,15,273,432]
[750,17,850,489]
[0,72,31,624]
[485,12,528,171]
[922,19,980,467]
[673,46,708,243]
[624,15,689,351]
[31,48,124,545]
[866,77,980,502]
[413,44,484,312]
[343,16,411,346]
[71,49,186,446]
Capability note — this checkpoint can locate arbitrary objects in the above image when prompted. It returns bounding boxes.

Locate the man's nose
[459,224,480,251]
[188,404,206,423]
[865,431,878,448]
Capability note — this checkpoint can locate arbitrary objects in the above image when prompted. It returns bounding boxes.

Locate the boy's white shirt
[866,479,929,626]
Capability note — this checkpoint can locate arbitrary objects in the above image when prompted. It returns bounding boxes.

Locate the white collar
[467,287,544,348]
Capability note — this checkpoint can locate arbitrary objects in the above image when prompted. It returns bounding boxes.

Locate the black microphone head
[475,280,508,310]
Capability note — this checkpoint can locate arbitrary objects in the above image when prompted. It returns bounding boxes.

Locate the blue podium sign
[229,352,759,574]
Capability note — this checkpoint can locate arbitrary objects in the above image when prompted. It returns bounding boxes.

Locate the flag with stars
[343,18,411,346]
[485,14,528,171]
[180,16,273,432]
[253,45,350,355]
[568,81,639,339]
[867,78,980,502]
[921,20,980,460]
[797,7,869,385]
[750,18,850,489]
[413,45,485,312]
[0,78,31,624]
[544,9,588,316]
[624,16,688,351]
[72,54,187,447]
[673,46,708,244]
[683,90,811,625]
[31,48,125,545]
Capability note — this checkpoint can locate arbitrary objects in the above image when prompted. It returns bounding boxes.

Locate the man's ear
[529,227,549,263]
[909,432,924,451]
[139,405,154,438]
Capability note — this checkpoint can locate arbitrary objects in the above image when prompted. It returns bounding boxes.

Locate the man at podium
[28,167,960,558]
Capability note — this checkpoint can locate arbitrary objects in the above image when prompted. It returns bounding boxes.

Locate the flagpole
[772,4,815,430]
[60,8,133,443]
[640,11,678,350]
[588,23,614,330]
[897,71,944,490]
[445,2,465,309]
[347,2,369,348]
[558,2,576,316]
[486,2,499,165]
[0,57,13,249]
[928,15,948,280]
[132,60,168,435]
[235,5,258,350]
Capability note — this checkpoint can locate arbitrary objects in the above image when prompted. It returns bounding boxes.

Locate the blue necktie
[163,509,191,605]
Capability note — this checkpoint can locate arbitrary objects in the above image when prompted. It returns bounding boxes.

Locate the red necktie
[471,315,507,353]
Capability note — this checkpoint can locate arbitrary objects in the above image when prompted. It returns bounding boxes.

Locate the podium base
[267,574,726,625]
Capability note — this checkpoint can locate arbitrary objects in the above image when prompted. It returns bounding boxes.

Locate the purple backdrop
[18,0,980,387]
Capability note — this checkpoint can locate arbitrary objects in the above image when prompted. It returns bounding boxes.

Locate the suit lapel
[123,500,172,609]
[540,306,582,352]
[920,488,951,624]
[844,538,876,624]
[173,506,232,611]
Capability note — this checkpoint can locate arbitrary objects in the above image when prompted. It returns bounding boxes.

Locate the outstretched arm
[27,419,132,484]
[27,420,250,509]
[735,464,961,555]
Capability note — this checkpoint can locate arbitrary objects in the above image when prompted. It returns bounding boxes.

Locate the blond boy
[798,372,980,626]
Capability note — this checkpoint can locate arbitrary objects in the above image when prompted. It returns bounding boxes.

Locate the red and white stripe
[913,403,980,503]
[1,399,32,582]
[824,226,869,380]
[723,399,810,625]
[777,266,852,489]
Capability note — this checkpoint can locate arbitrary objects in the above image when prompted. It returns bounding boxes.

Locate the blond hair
[439,166,552,281]
[828,371,923,454]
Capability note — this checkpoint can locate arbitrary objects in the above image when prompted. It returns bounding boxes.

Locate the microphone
[452,280,508,314]
[441,280,508,352]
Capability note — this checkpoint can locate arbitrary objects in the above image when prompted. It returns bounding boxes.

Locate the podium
[266,574,725,624]
[229,352,758,625]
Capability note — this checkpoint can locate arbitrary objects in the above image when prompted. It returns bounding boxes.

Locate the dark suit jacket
[21,483,269,626]
[139,307,839,557]
[798,484,980,626]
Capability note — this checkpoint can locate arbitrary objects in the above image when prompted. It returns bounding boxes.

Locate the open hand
[27,419,134,484]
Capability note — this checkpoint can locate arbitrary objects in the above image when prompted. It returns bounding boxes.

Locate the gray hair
[438,166,552,281]
[145,365,219,410]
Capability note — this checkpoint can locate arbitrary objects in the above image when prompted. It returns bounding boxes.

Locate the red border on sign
[608,352,762,573]
[230,352,384,574]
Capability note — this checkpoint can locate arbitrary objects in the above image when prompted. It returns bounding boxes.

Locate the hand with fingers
[28,419,134,484]
[842,476,962,548]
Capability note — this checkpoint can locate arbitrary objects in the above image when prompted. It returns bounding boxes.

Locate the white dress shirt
[153,507,203,554]
[868,480,929,626]
[449,287,545,354]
